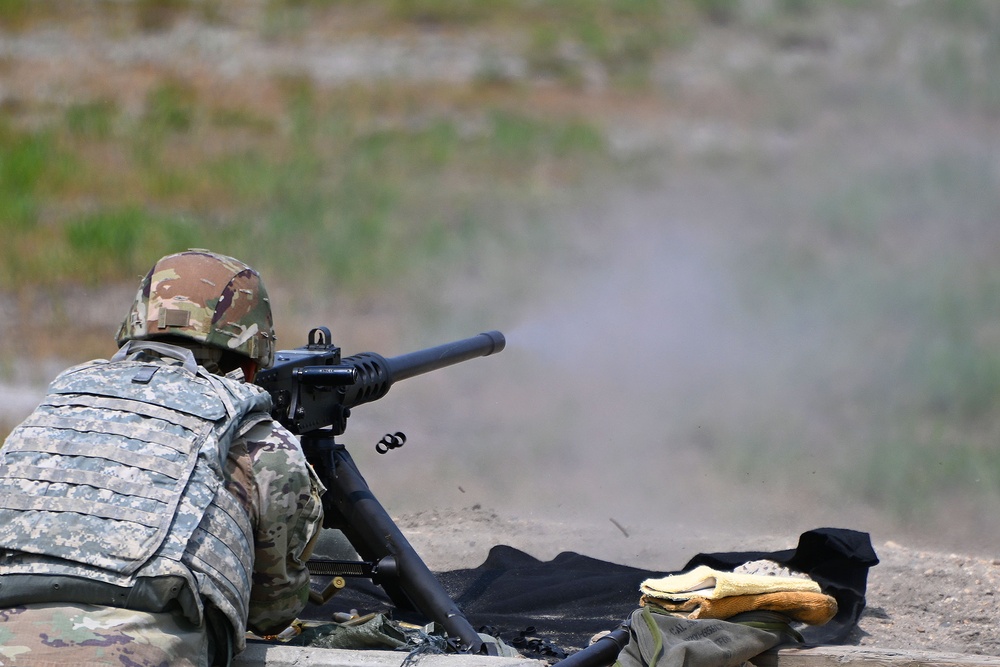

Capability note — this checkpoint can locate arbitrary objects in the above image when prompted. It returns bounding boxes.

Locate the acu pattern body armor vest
[0,354,273,651]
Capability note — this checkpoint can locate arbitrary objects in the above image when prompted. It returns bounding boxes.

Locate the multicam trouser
[0,602,210,666]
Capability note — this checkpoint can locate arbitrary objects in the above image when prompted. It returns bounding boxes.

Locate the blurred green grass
[0,81,615,293]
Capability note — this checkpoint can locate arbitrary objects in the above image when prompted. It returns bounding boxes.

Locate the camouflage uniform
[0,603,210,666]
[0,250,325,666]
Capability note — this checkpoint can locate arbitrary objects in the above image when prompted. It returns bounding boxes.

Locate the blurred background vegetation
[2,0,1000,551]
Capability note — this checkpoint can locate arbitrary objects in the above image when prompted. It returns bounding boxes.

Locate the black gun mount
[255,329,506,654]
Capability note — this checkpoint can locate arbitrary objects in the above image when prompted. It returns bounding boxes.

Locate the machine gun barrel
[339,330,505,414]
[383,330,506,382]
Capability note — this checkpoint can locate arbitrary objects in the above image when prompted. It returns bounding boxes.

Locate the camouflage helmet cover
[116,249,276,367]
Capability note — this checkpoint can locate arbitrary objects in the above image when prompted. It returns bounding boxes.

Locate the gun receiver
[255,329,506,653]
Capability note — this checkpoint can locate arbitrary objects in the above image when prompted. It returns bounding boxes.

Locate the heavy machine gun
[255,328,506,653]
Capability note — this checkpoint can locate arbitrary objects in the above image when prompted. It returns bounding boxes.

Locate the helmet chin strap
[240,359,259,383]
[112,340,199,375]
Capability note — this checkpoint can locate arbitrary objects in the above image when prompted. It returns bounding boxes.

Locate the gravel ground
[858,541,1000,655]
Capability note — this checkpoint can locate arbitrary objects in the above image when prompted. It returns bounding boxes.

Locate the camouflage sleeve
[240,420,325,636]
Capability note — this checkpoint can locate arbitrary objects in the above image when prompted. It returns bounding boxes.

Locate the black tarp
[303,527,879,658]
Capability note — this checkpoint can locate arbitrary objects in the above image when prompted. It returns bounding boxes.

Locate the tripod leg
[315,439,484,653]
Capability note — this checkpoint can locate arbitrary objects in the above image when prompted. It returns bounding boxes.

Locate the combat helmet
[116,249,276,369]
